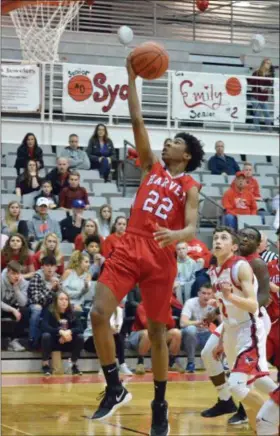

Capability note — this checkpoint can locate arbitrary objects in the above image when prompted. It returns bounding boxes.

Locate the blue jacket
[208,154,240,175]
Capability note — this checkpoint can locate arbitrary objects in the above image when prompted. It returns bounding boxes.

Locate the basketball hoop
[1,0,94,63]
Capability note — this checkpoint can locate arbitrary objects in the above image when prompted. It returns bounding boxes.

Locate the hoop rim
[1,0,94,15]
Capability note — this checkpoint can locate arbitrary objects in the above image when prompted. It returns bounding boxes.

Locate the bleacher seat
[93,183,120,197]
[264,215,276,227]
[60,242,74,256]
[2,167,17,178]
[266,230,277,244]
[48,209,66,221]
[111,211,126,222]
[2,194,19,206]
[20,209,35,221]
[246,155,268,164]
[261,188,273,199]
[227,175,235,185]
[84,281,96,302]
[256,165,278,177]
[88,196,107,208]
[200,186,221,199]
[256,176,276,189]
[43,156,57,168]
[22,191,39,208]
[202,174,227,186]
[237,215,269,230]
[81,181,94,194]
[78,170,100,181]
[271,156,279,168]
[191,174,201,183]
[110,197,133,211]
[82,210,97,220]
[199,198,223,221]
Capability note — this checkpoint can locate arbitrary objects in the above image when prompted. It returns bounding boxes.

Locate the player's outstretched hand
[126,54,137,81]
[153,224,178,248]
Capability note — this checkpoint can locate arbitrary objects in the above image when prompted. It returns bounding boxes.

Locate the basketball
[68,75,93,102]
[225,77,242,96]
[130,42,169,80]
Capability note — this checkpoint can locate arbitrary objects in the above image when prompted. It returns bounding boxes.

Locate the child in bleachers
[28,197,62,241]
[34,180,58,209]
[74,219,104,251]
[98,204,112,238]
[2,201,29,240]
[83,235,105,280]
[102,216,127,258]
[1,233,35,280]
[33,233,64,276]
[59,170,89,211]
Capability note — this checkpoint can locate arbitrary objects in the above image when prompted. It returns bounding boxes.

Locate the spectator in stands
[258,231,279,263]
[125,286,141,318]
[34,180,58,209]
[230,162,261,200]
[61,251,92,312]
[83,235,105,281]
[41,290,84,376]
[208,141,240,175]
[174,242,198,304]
[86,124,116,182]
[60,134,90,170]
[60,199,86,243]
[59,170,89,211]
[2,201,29,240]
[186,238,212,269]
[1,233,35,279]
[102,216,127,258]
[180,283,215,373]
[45,157,70,196]
[14,133,44,175]
[222,171,257,230]
[74,219,103,251]
[28,255,60,349]
[248,58,274,131]
[15,159,42,197]
[1,261,29,351]
[84,304,133,375]
[28,198,62,241]
[33,233,64,276]
[97,204,112,238]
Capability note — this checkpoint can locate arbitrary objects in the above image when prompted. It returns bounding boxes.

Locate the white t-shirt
[182,297,213,331]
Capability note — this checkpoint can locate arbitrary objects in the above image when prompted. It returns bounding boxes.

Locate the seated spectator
[222,171,257,230]
[230,162,261,200]
[33,233,64,276]
[45,157,70,196]
[180,284,215,373]
[102,216,127,258]
[86,124,116,182]
[208,141,240,175]
[28,255,60,348]
[34,180,58,209]
[125,286,141,318]
[15,159,42,197]
[2,201,29,240]
[258,231,279,263]
[28,198,62,241]
[1,233,35,279]
[174,242,198,304]
[84,305,133,375]
[74,219,103,251]
[41,290,84,376]
[14,133,44,175]
[97,204,112,238]
[1,261,29,351]
[60,199,86,243]
[60,134,90,170]
[186,238,212,269]
[61,251,92,312]
[59,170,89,211]
[83,235,105,280]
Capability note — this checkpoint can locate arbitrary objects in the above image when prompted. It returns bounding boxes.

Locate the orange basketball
[130,42,169,80]
[68,75,93,102]
[225,77,242,96]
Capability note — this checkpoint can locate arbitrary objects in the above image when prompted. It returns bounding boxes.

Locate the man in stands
[60,199,86,243]
[28,197,62,241]
[1,261,29,351]
[231,162,261,200]
[186,237,212,269]
[46,157,70,196]
[208,141,240,175]
[258,231,279,263]
[222,171,257,230]
[180,283,215,373]
[60,134,90,170]
[175,242,198,304]
[59,170,89,211]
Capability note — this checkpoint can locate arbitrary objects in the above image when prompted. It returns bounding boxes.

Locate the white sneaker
[98,367,103,376]
[8,339,25,351]
[119,363,133,376]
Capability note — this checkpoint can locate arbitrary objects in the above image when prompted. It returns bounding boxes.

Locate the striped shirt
[260,250,279,264]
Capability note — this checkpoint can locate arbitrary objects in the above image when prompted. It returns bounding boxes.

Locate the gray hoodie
[60,147,90,170]
[28,213,62,241]
[1,268,28,312]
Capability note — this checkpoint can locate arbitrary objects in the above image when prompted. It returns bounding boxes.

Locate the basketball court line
[1,424,34,436]
[83,415,149,436]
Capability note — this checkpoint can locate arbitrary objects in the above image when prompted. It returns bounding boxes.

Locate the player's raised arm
[250,258,270,307]
[126,55,157,172]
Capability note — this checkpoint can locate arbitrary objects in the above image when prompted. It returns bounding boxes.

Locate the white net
[10,1,87,63]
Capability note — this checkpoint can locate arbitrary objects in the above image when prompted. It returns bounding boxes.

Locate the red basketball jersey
[267,259,280,322]
[127,162,200,236]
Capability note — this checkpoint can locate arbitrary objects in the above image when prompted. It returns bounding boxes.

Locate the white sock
[216,382,231,401]
[254,376,278,395]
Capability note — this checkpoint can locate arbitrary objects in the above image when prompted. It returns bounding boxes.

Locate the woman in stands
[2,201,29,240]
[15,159,42,197]
[86,124,116,182]
[33,233,64,276]
[102,216,127,258]
[14,133,44,175]
[97,204,112,238]
[41,290,84,376]
[1,233,35,279]
[74,219,104,252]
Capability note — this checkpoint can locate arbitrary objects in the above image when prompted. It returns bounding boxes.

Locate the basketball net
[9,1,88,63]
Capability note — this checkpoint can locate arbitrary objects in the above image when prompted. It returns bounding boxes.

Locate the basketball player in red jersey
[90,56,204,435]
[256,386,279,435]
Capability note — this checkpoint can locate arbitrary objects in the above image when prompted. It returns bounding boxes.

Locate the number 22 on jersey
[142,190,173,220]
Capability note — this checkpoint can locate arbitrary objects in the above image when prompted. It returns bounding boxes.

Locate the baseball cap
[36,197,49,207]
[236,171,246,178]
[72,199,86,209]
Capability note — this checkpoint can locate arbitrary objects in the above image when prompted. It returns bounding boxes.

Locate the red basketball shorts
[98,232,177,324]
[266,320,280,368]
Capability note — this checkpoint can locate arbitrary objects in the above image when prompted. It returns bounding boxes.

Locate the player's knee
[148,323,166,347]
[228,373,249,401]
[90,304,108,326]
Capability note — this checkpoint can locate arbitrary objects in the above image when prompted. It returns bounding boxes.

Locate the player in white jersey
[256,386,280,436]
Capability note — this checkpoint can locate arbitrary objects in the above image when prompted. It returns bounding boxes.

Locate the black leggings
[41,332,84,362]
[84,334,125,365]
[1,307,30,340]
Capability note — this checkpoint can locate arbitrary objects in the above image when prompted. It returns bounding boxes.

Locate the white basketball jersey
[208,255,259,326]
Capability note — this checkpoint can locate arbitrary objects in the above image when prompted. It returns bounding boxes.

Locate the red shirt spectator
[222,171,257,216]
[132,302,175,332]
[230,162,261,200]
[32,250,64,276]
[59,171,89,210]
[1,252,33,272]
[187,238,212,269]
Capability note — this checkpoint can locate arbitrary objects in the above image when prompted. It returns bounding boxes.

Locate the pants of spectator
[251,100,272,130]
[84,334,125,365]
[41,332,84,362]
[91,157,111,182]
[181,326,211,364]
[1,307,30,340]
[223,214,237,230]
[29,304,43,345]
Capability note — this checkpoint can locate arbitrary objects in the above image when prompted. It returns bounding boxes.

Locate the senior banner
[1,64,40,112]
[63,64,142,116]
[172,72,247,123]
[274,78,279,126]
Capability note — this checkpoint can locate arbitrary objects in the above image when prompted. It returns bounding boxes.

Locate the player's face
[176,243,188,260]
[161,137,190,167]
[238,228,259,256]
[212,231,237,259]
